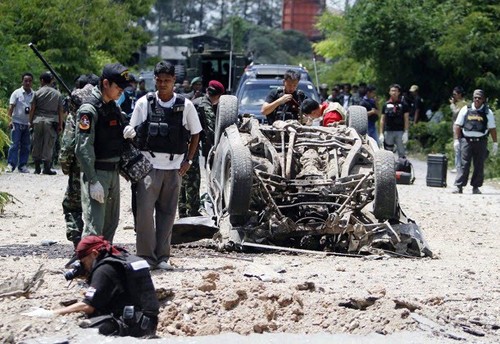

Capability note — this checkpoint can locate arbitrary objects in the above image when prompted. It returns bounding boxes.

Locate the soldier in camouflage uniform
[178,152,201,217]
[59,80,96,247]
[178,80,224,217]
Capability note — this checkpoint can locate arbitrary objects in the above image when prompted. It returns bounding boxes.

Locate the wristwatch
[185,159,193,165]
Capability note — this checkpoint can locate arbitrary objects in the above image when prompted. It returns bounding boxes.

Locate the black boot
[42,161,56,175]
[34,160,41,174]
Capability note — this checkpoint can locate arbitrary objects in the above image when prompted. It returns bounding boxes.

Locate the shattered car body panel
[204,96,432,257]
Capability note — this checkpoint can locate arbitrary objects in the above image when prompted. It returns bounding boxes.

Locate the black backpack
[395,157,415,184]
[396,157,412,173]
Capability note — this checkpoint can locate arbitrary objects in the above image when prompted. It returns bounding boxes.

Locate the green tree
[217,17,313,64]
[315,0,500,104]
[0,0,154,99]
[342,0,448,101]
[434,1,500,96]
[313,11,373,86]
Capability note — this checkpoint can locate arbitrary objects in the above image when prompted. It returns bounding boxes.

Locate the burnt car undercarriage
[199,96,432,258]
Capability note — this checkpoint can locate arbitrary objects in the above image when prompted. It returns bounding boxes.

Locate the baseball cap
[409,85,419,92]
[208,80,225,95]
[102,63,130,89]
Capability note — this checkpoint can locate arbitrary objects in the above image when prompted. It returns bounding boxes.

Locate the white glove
[453,139,460,150]
[493,142,498,156]
[123,125,136,139]
[90,181,105,203]
[22,307,55,318]
[402,131,409,144]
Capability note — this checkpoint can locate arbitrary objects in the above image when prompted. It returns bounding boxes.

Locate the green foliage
[485,108,500,178]
[0,0,154,100]
[0,100,11,158]
[217,18,313,64]
[0,111,16,212]
[312,10,377,88]
[408,121,453,154]
[315,0,500,107]
[434,1,500,97]
[0,192,14,215]
[314,11,348,60]
[485,152,500,179]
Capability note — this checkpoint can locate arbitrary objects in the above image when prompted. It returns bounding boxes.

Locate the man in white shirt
[6,73,34,173]
[452,89,497,194]
[124,61,202,270]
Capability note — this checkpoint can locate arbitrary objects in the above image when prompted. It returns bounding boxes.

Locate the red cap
[208,80,225,94]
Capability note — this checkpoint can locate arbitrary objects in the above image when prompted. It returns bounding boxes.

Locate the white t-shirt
[455,103,496,138]
[9,87,33,125]
[130,92,202,170]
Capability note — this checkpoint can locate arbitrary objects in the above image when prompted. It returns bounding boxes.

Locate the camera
[25,107,30,114]
[63,261,85,281]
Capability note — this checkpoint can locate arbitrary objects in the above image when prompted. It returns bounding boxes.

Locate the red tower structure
[282,0,326,40]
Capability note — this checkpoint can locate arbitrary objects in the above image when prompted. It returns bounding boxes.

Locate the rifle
[29,42,72,95]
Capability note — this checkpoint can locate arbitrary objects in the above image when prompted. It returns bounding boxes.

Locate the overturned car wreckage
[202,96,432,257]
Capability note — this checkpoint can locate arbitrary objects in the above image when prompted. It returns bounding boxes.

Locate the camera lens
[63,261,84,281]
[63,270,77,281]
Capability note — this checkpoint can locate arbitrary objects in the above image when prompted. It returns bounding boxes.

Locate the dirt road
[0,157,499,343]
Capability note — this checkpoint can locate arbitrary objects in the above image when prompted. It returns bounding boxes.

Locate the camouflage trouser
[62,162,84,246]
[52,133,61,167]
[178,154,200,217]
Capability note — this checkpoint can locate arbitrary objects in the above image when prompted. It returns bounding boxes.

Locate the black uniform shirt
[83,263,129,317]
[265,88,306,124]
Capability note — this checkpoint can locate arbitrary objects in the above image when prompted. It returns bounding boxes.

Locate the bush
[485,143,500,179]
[485,106,500,179]
[408,121,453,154]
[0,99,13,213]
[0,99,11,159]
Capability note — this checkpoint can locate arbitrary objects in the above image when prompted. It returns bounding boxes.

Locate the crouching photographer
[24,235,159,338]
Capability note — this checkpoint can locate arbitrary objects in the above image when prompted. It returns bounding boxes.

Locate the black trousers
[454,137,488,188]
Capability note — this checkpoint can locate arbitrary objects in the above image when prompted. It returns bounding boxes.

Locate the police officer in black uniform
[453,89,498,194]
[261,69,307,124]
[53,235,159,337]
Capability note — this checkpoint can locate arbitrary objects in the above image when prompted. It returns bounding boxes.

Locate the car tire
[348,105,368,136]
[215,95,239,146]
[373,150,397,220]
[222,141,253,218]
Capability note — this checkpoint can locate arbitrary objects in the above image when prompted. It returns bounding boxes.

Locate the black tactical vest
[92,253,160,317]
[268,87,306,125]
[463,105,488,135]
[83,96,123,159]
[135,93,190,155]
[384,101,405,131]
